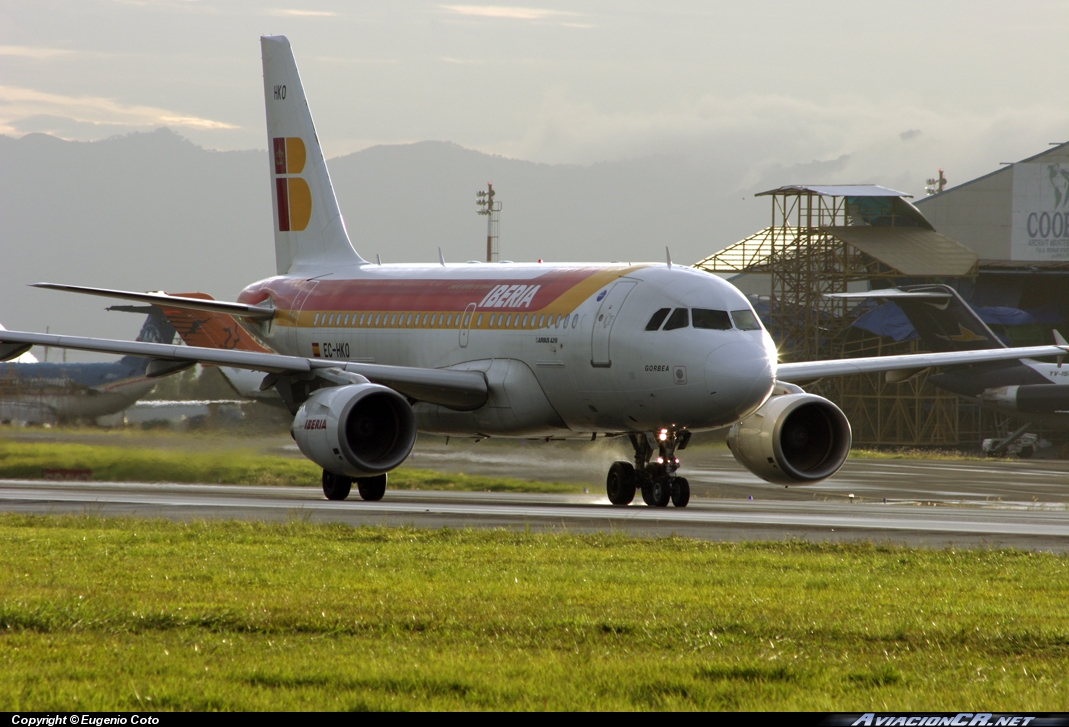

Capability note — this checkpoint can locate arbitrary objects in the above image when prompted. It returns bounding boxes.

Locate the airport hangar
[695,141,1069,452]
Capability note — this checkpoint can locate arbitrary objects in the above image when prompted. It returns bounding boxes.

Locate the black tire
[322,470,352,501]
[1018,446,1034,459]
[671,476,690,508]
[606,461,636,506]
[357,473,388,501]
[643,476,671,508]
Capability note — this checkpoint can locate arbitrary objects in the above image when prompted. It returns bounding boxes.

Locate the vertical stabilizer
[261,35,365,274]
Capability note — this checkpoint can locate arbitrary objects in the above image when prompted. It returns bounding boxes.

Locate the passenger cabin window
[731,309,762,331]
[645,308,671,331]
[692,309,732,330]
[662,308,689,331]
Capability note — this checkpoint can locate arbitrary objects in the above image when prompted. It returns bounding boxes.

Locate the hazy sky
[4,0,1069,198]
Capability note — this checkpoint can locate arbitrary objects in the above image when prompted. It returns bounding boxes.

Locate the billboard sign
[1011,162,1069,260]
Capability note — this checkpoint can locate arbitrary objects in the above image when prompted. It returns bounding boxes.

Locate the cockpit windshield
[692,309,731,330]
[730,309,762,330]
[645,308,671,331]
[662,308,689,331]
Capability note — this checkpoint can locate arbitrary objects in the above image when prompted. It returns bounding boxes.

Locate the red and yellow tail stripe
[273,137,311,232]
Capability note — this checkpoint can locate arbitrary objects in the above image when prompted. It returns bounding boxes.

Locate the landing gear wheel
[356,473,387,501]
[671,476,690,508]
[642,476,671,508]
[322,470,352,501]
[606,461,636,506]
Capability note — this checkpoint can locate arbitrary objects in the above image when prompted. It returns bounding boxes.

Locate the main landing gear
[322,470,388,502]
[605,428,691,508]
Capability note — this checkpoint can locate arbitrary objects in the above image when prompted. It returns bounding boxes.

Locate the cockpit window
[731,309,762,330]
[692,309,732,330]
[662,308,689,331]
[645,308,671,331]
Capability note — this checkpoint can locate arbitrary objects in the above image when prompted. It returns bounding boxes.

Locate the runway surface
[1,452,1067,550]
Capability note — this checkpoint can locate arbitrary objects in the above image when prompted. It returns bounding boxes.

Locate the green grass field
[0,440,583,493]
[1,514,1067,710]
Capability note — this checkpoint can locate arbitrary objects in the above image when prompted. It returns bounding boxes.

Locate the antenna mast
[476,183,502,262]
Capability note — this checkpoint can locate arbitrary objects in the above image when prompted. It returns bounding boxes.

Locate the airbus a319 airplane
[3,36,1067,506]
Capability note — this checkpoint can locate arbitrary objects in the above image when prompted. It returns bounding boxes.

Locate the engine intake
[726,393,851,485]
[291,384,417,477]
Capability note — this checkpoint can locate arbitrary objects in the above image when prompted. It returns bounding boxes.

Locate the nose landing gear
[605,428,691,507]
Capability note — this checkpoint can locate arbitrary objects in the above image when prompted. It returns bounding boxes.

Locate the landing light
[658,429,668,441]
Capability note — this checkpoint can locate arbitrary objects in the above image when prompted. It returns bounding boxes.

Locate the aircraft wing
[827,290,952,300]
[0,329,488,410]
[31,283,275,319]
[778,344,1068,382]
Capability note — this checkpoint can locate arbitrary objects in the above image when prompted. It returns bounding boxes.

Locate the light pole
[476,183,502,262]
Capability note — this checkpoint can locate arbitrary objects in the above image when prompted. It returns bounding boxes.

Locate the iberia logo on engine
[304,418,327,430]
[274,137,311,232]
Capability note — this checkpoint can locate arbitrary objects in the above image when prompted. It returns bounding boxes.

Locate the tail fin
[833,285,1005,353]
[261,35,365,274]
[891,285,1005,353]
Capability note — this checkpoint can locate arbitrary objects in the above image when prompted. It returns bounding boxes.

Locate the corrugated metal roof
[826,226,978,277]
[756,184,912,198]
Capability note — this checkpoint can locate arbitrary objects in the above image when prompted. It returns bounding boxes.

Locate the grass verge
[0,515,1067,710]
[0,441,583,493]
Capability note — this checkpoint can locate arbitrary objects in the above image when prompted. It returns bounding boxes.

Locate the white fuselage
[241,262,779,437]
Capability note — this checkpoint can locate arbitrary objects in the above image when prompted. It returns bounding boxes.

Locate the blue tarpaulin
[851,303,918,342]
[851,302,1061,342]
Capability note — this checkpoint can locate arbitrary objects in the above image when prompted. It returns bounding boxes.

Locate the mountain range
[1,129,774,351]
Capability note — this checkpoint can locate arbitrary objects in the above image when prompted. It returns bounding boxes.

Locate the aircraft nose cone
[705,339,774,421]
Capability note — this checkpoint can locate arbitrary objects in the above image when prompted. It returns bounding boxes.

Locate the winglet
[1055,329,1067,368]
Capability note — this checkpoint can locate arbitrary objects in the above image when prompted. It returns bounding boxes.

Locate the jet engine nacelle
[726,393,851,485]
[982,384,1069,414]
[291,384,417,478]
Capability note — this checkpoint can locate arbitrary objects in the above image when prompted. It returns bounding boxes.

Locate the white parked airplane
[2,36,1067,505]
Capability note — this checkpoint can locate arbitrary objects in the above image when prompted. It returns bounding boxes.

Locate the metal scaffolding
[695,185,984,446]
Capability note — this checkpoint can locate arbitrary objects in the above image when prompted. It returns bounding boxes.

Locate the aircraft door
[287,280,319,352]
[459,303,477,348]
[590,280,637,367]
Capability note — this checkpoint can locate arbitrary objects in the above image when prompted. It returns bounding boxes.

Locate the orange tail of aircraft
[162,293,274,354]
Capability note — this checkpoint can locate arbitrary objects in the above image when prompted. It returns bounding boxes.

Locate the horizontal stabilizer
[33,283,275,319]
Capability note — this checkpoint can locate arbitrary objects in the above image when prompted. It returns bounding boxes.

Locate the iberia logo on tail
[273,137,311,231]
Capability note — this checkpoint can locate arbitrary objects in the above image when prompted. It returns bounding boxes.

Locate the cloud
[0,45,76,59]
[267,8,338,17]
[440,5,580,21]
[0,85,239,137]
[479,90,1069,200]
